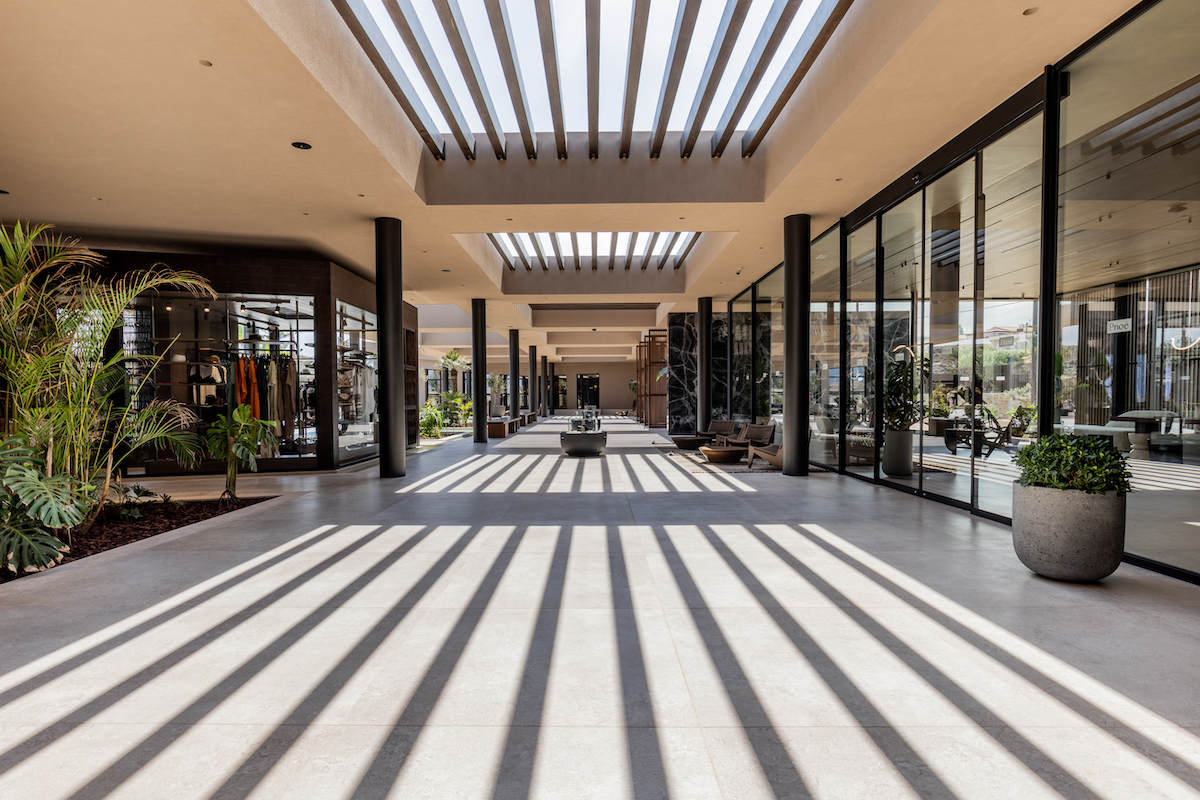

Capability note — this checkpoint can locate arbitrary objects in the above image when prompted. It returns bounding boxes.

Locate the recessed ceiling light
[357,194,365,197]
[835,178,843,182]
[92,197,102,201]
[506,218,513,221]
[292,142,312,150]
[1023,7,1038,14]
[198,59,213,67]
[302,212,309,216]
[441,269,450,272]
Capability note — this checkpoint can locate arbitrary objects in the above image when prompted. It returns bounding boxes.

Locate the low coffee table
[670,435,709,450]
[699,445,745,464]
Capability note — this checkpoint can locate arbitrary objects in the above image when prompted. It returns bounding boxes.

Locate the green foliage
[439,390,472,427]
[629,380,637,394]
[419,400,444,439]
[205,404,278,502]
[0,220,212,540]
[883,352,927,431]
[0,436,88,573]
[1011,405,1038,435]
[1014,434,1133,495]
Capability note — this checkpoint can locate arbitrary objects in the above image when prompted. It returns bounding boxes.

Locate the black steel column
[509,330,520,420]
[727,300,735,417]
[376,217,406,478]
[529,346,538,417]
[548,363,556,415]
[472,299,487,443]
[541,355,549,415]
[698,297,712,434]
[783,215,811,476]
[1038,64,1063,437]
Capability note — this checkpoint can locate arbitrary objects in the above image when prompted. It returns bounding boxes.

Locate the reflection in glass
[809,230,840,468]
[336,301,379,462]
[1058,0,1200,572]
[921,160,977,506]
[730,288,754,422]
[880,194,922,488]
[757,267,784,440]
[846,222,878,478]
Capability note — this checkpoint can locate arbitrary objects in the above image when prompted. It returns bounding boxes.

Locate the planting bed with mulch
[1,497,271,583]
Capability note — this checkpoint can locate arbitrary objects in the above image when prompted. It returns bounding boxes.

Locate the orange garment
[236,357,250,406]
[247,357,260,418]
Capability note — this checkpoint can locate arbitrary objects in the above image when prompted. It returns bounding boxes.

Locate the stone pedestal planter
[1011,482,1126,582]
[881,429,913,477]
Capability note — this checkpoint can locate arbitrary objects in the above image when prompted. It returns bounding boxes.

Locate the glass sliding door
[1058,0,1200,572]
[880,195,923,489]
[921,160,977,505]
[845,222,878,478]
[810,229,841,468]
[757,268,785,439]
[976,115,1043,516]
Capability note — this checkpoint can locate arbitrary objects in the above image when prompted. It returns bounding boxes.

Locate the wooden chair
[716,423,775,448]
[747,443,782,469]
[981,418,1016,458]
[698,419,738,440]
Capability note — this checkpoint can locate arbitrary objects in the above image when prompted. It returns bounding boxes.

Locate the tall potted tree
[882,347,923,477]
[1011,434,1133,581]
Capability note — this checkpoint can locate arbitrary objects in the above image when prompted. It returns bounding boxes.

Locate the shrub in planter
[1011,434,1133,581]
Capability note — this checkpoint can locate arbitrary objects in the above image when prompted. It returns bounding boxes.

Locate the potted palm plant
[882,347,923,477]
[1011,434,1133,581]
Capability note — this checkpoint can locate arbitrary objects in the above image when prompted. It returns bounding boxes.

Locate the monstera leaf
[2,464,89,530]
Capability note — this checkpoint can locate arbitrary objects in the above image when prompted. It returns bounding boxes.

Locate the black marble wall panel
[668,312,731,435]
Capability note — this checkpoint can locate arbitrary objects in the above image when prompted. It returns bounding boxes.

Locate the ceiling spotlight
[292,141,312,150]
[1023,7,1039,15]
[203,304,210,313]
[198,59,213,67]
[274,304,282,315]
[239,302,247,313]
[164,302,173,311]
[1169,203,1188,213]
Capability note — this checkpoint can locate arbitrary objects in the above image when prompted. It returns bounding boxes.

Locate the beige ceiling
[0,0,1140,365]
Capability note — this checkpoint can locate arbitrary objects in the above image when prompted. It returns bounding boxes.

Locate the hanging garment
[236,357,250,406]
[356,364,377,422]
[247,357,261,419]
[255,357,269,420]
[280,358,298,440]
[267,358,280,422]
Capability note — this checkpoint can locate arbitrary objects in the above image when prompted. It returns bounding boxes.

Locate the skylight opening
[553,0,588,131]
[738,0,824,130]
[598,0,634,131]
[615,231,633,252]
[670,232,694,256]
[632,231,651,257]
[556,232,574,257]
[535,232,555,254]
[597,231,614,254]
[700,0,775,131]
[495,235,517,260]
[509,0,555,132]
[666,0,727,131]
[577,232,593,257]
[456,0,521,133]
[632,0,680,132]
[363,0,450,132]
[516,231,537,256]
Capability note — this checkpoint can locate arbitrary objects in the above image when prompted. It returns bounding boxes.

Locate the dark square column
[529,346,538,417]
[698,297,712,434]
[509,329,520,420]
[472,299,487,443]
[376,217,406,478]
[784,214,811,476]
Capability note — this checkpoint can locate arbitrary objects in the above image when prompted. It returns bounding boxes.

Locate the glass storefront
[757,267,784,440]
[122,292,318,473]
[809,229,841,468]
[729,288,754,422]
[845,222,878,478]
[336,300,379,463]
[1057,0,1200,572]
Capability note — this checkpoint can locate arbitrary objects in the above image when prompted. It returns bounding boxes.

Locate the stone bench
[520,412,538,426]
[487,417,520,438]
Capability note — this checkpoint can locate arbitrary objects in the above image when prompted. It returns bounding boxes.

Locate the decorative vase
[881,429,913,477]
[1010,482,1126,582]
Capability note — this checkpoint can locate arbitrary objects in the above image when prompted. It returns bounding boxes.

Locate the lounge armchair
[716,423,775,448]
[698,419,738,441]
[747,443,782,469]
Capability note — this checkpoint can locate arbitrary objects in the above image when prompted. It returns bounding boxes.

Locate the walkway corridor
[2,418,1200,798]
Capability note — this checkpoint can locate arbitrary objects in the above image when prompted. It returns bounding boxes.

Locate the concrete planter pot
[1010,482,1126,582]
[881,429,913,477]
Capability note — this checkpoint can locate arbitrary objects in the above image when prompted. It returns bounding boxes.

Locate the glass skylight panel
[363,0,450,133]
[407,0,486,133]
[615,231,633,252]
[535,232,555,254]
[599,0,634,131]
[556,232,574,256]
[666,0,727,131]
[633,0,681,132]
[456,0,521,133]
[495,235,517,260]
[596,231,614,255]
[739,0,823,130]
[701,0,775,131]
[669,232,694,256]
[509,0,555,132]
[632,231,651,257]
[577,232,593,257]
[553,0,588,131]
[516,232,537,256]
